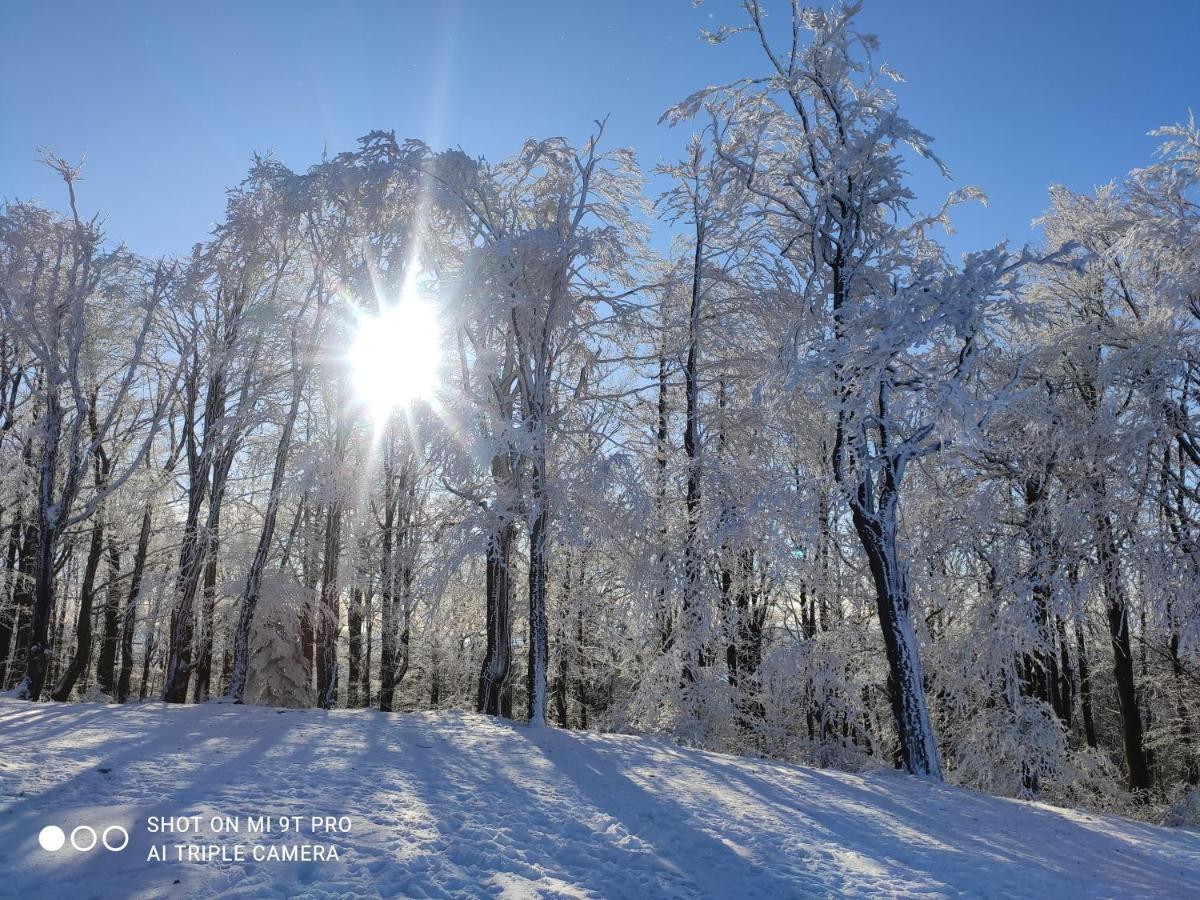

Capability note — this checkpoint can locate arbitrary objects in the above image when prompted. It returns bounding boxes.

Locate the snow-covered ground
[0,698,1196,898]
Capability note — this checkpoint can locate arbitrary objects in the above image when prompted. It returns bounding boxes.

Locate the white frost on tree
[244,573,316,709]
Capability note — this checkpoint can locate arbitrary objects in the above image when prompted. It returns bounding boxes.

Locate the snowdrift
[0,698,1196,897]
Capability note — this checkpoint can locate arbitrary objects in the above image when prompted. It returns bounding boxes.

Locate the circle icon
[38,825,66,852]
[102,825,129,852]
[70,825,98,852]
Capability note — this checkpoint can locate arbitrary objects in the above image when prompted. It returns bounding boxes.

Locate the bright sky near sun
[2,1,1197,261]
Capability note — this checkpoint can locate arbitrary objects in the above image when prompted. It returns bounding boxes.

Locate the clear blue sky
[2,1,1197,260]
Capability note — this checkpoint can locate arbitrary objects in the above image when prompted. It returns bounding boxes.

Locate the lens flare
[349,293,439,422]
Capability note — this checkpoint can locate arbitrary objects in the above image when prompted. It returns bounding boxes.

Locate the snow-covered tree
[244,572,315,708]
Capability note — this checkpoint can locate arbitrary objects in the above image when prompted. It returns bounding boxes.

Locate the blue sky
[2,1,1197,260]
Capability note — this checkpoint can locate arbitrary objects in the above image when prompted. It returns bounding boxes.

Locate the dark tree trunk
[1161,442,1200,785]
[5,513,37,691]
[526,452,549,725]
[139,620,154,702]
[0,514,23,688]
[162,367,214,705]
[396,602,411,688]
[48,567,72,690]
[360,586,372,708]
[117,504,152,702]
[554,557,572,728]
[221,646,232,693]
[732,549,767,724]
[378,490,399,712]
[477,520,514,716]
[653,350,673,652]
[1168,629,1200,786]
[192,513,220,703]
[681,229,704,686]
[850,501,941,780]
[832,361,941,779]
[1096,511,1151,793]
[1021,474,1072,728]
[501,677,514,718]
[1074,618,1099,751]
[554,639,569,727]
[1055,616,1075,727]
[15,394,64,702]
[429,649,441,708]
[95,536,121,695]
[379,448,416,713]
[575,606,588,730]
[50,515,105,701]
[300,498,317,690]
[317,498,343,709]
[347,586,363,707]
[161,496,207,704]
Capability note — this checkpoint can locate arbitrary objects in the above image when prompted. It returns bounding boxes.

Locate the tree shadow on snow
[687,751,1200,896]
[514,724,812,898]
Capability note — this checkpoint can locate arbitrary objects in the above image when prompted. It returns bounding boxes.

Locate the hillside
[0,698,1196,898]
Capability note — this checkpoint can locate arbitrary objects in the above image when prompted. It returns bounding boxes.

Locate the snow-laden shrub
[613,648,743,753]
[945,696,1071,798]
[244,573,314,709]
[755,632,879,772]
[1162,786,1200,829]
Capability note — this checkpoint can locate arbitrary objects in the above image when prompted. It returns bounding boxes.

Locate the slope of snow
[0,698,1196,898]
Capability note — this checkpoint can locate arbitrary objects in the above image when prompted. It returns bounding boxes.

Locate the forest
[2,1,1199,827]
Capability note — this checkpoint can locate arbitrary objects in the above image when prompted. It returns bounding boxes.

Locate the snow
[0,698,1196,898]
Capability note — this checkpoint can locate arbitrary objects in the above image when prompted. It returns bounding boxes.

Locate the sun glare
[349,293,440,421]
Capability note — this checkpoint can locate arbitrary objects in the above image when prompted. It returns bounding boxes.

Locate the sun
[349,291,440,422]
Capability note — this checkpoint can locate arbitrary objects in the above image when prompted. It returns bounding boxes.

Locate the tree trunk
[851,501,942,779]
[192,512,220,703]
[477,519,514,716]
[733,549,767,725]
[0,514,23,688]
[429,647,441,708]
[12,394,63,702]
[47,564,72,690]
[1054,616,1075,727]
[681,228,704,686]
[161,486,208,703]
[654,350,673,652]
[228,340,313,702]
[139,619,154,701]
[50,515,105,701]
[117,504,152,703]
[554,558,572,728]
[347,586,363,707]
[317,498,343,709]
[1096,511,1151,793]
[396,602,411,688]
[96,536,121,695]
[300,498,317,689]
[575,605,588,730]
[378,491,399,712]
[360,586,373,708]
[1169,629,1200,786]
[5,513,37,691]
[527,450,550,725]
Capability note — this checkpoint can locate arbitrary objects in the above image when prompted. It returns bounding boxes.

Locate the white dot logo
[38,823,128,852]
[38,825,65,852]
[70,825,97,852]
